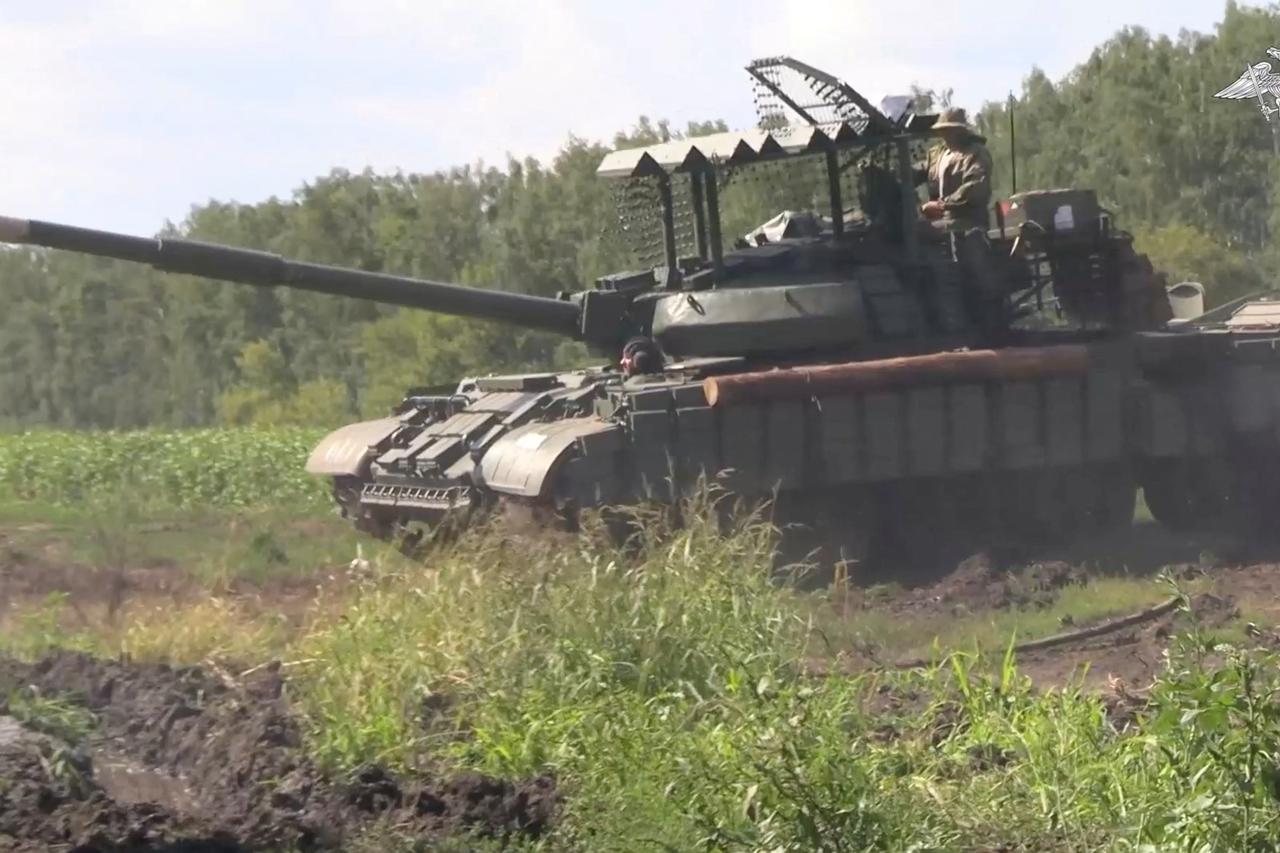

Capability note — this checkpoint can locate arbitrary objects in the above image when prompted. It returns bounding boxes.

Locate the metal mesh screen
[605,174,700,268]
[748,57,874,129]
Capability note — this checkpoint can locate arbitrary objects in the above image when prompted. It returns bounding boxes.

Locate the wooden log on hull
[703,345,1091,407]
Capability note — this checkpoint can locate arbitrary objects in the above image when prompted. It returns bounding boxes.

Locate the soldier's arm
[939,149,992,211]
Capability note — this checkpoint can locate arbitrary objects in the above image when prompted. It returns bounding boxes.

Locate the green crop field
[0,428,330,510]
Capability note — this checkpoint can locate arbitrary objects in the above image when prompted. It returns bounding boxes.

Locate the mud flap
[305,417,402,477]
[478,418,622,503]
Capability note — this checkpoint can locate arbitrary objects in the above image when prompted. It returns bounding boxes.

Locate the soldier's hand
[921,201,944,220]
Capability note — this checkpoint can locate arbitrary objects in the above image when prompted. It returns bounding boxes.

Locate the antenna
[1008,92,1018,194]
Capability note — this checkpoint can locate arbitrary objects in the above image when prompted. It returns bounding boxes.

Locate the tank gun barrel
[0,216,584,339]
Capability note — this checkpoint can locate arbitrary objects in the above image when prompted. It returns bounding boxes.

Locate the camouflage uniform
[925,136,994,232]
[919,118,1002,334]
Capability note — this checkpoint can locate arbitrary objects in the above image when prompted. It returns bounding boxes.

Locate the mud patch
[0,715,27,747]
[887,553,1087,615]
[92,751,201,815]
[1016,591,1240,692]
[0,652,557,851]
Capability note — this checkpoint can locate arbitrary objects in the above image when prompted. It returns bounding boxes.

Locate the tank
[4,56,1278,574]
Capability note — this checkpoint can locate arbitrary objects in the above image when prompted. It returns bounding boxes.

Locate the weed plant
[3,686,96,745]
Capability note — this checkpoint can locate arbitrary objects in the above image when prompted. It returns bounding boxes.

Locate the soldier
[918,107,1004,334]
[920,107,993,230]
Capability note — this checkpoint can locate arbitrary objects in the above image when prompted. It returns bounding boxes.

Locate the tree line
[1,2,1276,430]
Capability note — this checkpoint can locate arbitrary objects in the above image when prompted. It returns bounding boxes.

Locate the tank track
[331,460,1137,582]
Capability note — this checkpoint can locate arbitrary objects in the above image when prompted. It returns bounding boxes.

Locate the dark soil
[886,552,1087,615]
[0,652,558,852]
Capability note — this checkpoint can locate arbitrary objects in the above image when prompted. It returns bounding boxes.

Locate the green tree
[217,340,352,426]
[1136,224,1266,306]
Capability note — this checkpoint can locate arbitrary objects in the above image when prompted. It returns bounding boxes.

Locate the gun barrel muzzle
[0,216,31,244]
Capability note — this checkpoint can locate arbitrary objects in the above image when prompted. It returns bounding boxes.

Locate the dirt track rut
[0,652,557,852]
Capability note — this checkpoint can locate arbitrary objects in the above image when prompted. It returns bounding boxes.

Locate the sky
[0,1,1237,234]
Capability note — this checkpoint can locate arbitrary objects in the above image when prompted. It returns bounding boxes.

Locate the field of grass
[0,497,371,585]
[3,429,1280,849]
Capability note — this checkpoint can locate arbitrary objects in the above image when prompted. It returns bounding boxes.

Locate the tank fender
[305,417,403,477]
[478,418,621,498]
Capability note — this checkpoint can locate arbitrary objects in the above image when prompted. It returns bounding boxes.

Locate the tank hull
[285,322,1233,568]
[310,320,1280,573]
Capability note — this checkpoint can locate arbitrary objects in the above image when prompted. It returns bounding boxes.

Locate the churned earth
[812,521,1280,691]
[0,652,557,852]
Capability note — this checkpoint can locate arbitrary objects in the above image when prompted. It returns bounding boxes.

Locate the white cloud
[330,0,758,170]
[88,0,265,40]
[0,0,1240,234]
[0,20,111,216]
[749,0,1230,110]
[336,0,617,168]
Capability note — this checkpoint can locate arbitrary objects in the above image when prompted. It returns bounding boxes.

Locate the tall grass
[294,502,1280,850]
[0,428,328,509]
[297,501,804,765]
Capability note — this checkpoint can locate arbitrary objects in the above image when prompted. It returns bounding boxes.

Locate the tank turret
[0,213,954,362]
[0,212,980,364]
